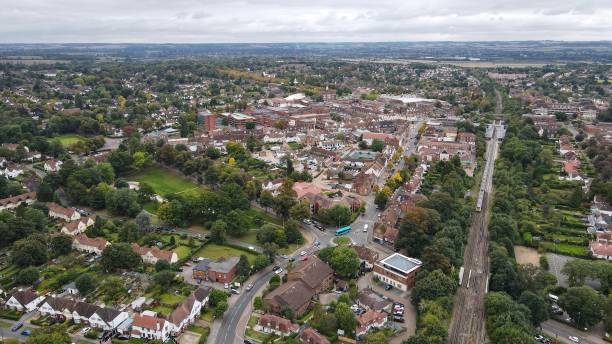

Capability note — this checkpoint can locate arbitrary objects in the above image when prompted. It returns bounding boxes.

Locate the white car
[224,283,229,289]
[80,327,91,334]
[300,251,306,256]
[274,267,283,274]
[363,224,369,232]
[568,336,580,343]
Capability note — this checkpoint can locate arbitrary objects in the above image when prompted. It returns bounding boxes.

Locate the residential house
[300,327,330,344]
[192,257,239,283]
[352,246,379,269]
[61,216,96,236]
[264,256,333,317]
[72,234,109,255]
[38,296,75,319]
[357,289,392,313]
[44,159,63,172]
[89,307,129,331]
[48,203,81,222]
[168,287,211,334]
[254,314,299,337]
[1,164,24,178]
[355,310,387,337]
[132,243,178,264]
[131,311,173,342]
[590,232,612,260]
[5,289,44,312]
[0,192,36,211]
[72,302,100,324]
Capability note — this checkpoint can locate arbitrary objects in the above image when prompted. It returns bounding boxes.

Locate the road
[448,115,503,342]
[542,320,607,344]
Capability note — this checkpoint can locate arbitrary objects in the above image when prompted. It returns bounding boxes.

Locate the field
[194,244,256,264]
[50,134,84,146]
[129,167,202,196]
[172,245,192,259]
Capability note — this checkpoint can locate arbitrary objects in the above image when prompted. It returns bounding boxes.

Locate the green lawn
[195,244,256,264]
[159,293,185,305]
[334,236,352,246]
[129,167,202,196]
[152,305,174,316]
[173,245,193,259]
[50,134,84,146]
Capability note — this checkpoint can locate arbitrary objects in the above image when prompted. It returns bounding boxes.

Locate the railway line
[448,121,503,344]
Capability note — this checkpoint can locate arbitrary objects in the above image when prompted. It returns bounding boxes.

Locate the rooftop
[378,253,422,275]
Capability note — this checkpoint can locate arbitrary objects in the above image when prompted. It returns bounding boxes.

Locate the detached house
[300,327,330,344]
[168,287,211,334]
[132,243,178,264]
[5,290,44,312]
[255,314,299,337]
[44,159,63,172]
[48,203,81,222]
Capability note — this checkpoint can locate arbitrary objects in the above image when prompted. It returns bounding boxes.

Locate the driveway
[178,330,202,344]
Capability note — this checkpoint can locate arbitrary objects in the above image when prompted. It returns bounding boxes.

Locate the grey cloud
[0,0,610,42]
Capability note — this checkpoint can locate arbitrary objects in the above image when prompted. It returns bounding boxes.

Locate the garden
[128,167,203,196]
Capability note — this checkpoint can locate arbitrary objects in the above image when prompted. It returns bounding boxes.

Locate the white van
[548,293,559,303]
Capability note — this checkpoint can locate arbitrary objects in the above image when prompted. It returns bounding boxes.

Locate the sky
[0,0,611,43]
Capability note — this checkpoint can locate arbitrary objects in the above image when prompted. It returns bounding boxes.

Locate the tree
[237,254,251,277]
[214,300,228,318]
[12,235,48,267]
[411,270,457,305]
[259,190,275,212]
[318,205,352,226]
[374,191,388,210]
[560,286,605,327]
[15,267,39,286]
[371,139,385,152]
[209,288,229,307]
[518,291,549,326]
[135,212,152,231]
[101,243,141,272]
[330,246,360,278]
[364,331,387,344]
[154,270,176,288]
[37,182,54,202]
[105,188,142,217]
[289,202,311,221]
[50,235,73,257]
[335,302,357,334]
[155,259,171,272]
[253,254,271,272]
[99,276,127,303]
[210,219,228,244]
[75,273,96,295]
[253,296,264,310]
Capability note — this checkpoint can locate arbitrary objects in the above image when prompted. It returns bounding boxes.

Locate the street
[542,320,607,344]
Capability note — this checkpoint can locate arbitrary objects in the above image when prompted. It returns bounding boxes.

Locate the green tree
[26,324,71,344]
[374,191,388,210]
[12,235,48,267]
[411,270,457,305]
[50,235,73,257]
[105,188,142,217]
[15,266,40,286]
[560,286,605,327]
[335,302,356,334]
[154,270,176,288]
[75,273,96,295]
[253,296,263,310]
[237,254,251,277]
[518,291,549,326]
[100,243,141,272]
[371,139,385,152]
[289,202,311,221]
[214,300,228,318]
[253,254,271,272]
[330,246,360,278]
[210,220,227,244]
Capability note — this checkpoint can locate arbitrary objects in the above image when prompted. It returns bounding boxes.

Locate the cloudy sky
[1,0,611,43]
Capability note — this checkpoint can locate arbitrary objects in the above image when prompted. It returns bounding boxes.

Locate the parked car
[224,283,229,289]
[20,330,31,336]
[230,288,240,295]
[11,322,23,332]
[568,336,580,343]
[300,251,306,256]
[246,283,253,291]
[385,284,393,291]
[116,335,130,340]
[80,327,91,334]
[274,267,284,274]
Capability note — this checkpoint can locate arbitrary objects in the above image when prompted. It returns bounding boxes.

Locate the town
[0,47,610,344]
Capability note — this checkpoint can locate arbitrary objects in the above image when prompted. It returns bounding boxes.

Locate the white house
[0,192,36,211]
[72,302,100,325]
[48,203,81,222]
[131,311,173,342]
[61,216,96,236]
[38,296,76,320]
[254,314,299,337]
[43,159,63,172]
[89,308,130,331]
[72,234,109,255]
[1,164,24,179]
[5,290,44,312]
[167,287,211,334]
[132,243,178,264]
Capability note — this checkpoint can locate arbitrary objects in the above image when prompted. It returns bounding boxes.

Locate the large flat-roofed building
[373,253,422,291]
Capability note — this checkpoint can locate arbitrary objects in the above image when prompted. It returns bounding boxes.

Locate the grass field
[129,167,202,196]
[159,293,186,305]
[195,244,256,264]
[50,134,84,146]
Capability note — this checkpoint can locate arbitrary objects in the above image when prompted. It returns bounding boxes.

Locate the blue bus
[335,226,351,236]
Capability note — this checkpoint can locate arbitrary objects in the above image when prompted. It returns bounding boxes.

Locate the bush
[0,308,22,320]
[539,256,549,270]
